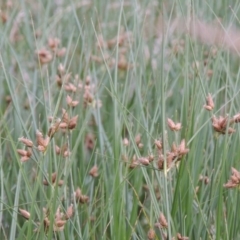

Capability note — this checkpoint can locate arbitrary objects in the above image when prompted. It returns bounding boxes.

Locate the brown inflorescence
[74,187,89,204]
[211,115,235,134]
[89,165,99,177]
[224,167,240,189]
[36,130,50,153]
[157,139,189,171]
[43,172,64,187]
[154,212,168,228]
[167,118,182,131]
[203,93,214,111]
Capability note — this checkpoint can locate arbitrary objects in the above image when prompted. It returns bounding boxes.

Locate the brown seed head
[48,37,60,50]
[19,208,30,220]
[55,220,66,228]
[56,48,66,57]
[65,204,74,219]
[36,130,50,152]
[18,137,33,147]
[89,165,99,177]
[177,233,189,240]
[159,213,168,228]
[36,48,52,64]
[68,115,78,130]
[17,149,28,157]
[167,118,182,131]
[148,154,154,162]
[138,157,150,166]
[135,134,141,145]
[79,194,89,204]
[154,139,162,150]
[147,228,156,240]
[64,83,77,92]
[66,95,79,107]
[123,138,129,146]
[231,113,240,123]
[204,93,214,111]
[224,167,240,188]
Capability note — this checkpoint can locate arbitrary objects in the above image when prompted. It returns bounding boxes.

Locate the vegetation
[1,0,240,239]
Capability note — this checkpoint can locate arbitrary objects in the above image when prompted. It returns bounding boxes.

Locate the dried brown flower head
[224,167,240,189]
[74,187,89,204]
[167,118,182,131]
[56,48,66,57]
[47,118,61,138]
[36,48,52,64]
[89,165,99,177]
[137,157,150,166]
[154,213,168,228]
[66,95,79,107]
[177,233,189,240]
[231,113,240,123]
[65,204,74,220]
[129,155,139,169]
[135,134,141,145]
[147,228,156,240]
[85,133,95,149]
[204,93,214,111]
[17,149,32,162]
[48,37,60,50]
[157,139,189,171]
[36,130,50,152]
[199,175,210,184]
[123,138,129,146]
[19,208,30,220]
[43,172,63,186]
[154,139,162,151]
[148,154,154,162]
[55,143,70,157]
[59,109,78,130]
[18,137,33,147]
[64,83,77,92]
[212,115,235,134]
[5,95,12,104]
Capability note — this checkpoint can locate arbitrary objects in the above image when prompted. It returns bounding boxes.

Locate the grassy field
[1,0,240,239]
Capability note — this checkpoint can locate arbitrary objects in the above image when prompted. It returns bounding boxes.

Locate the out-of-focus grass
[1,0,240,239]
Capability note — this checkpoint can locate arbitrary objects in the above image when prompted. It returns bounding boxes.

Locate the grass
[1,0,240,239]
